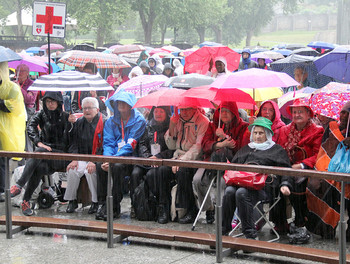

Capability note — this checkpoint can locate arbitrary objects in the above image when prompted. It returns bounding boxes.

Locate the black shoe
[66,200,78,213]
[206,210,215,224]
[179,212,195,224]
[95,203,106,220]
[157,204,169,224]
[103,205,121,221]
[88,202,98,214]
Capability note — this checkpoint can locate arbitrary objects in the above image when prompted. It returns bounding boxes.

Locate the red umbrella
[112,44,145,55]
[184,46,241,74]
[133,88,214,109]
[183,86,256,109]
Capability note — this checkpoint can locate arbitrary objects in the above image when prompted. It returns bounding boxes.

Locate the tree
[67,0,130,47]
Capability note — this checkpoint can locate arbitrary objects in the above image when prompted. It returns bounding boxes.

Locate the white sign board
[32,1,66,38]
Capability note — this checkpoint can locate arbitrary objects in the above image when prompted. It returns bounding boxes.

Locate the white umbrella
[28,71,113,92]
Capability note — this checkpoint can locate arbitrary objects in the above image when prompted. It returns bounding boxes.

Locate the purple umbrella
[314,45,350,82]
[8,53,48,73]
[116,75,169,98]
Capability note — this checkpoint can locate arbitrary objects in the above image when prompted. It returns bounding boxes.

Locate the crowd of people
[0,46,349,244]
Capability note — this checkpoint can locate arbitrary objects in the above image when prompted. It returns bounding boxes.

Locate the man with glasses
[64,97,106,214]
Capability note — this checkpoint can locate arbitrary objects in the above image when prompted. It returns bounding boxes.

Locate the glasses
[46,99,57,104]
[82,106,97,111]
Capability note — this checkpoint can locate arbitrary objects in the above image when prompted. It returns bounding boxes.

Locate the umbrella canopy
[199,41,223,48]
[307,41,335,50]
[272,49,292,56]
[251,51,284,61]
[183,85,256,109]
[8,53,48,73]
[278,87,316,118]
[25,47,44,54]
[58,50,131,69]
[291,47,320,57]
[309,82,350,120]
[28,71,113,92]
[270,54,333,88]
[72,43,95,51]
[116,75,169,98]
[133,88,213,109]
[239,87,283,102]
[40,43,65,50]
[0,46,22,62]
[184,46,241,74]
[163,73,215,89]
[285,44,305,51]
[314,45,350,82]
[112,44,145,55]
[161,45,180,53]
[211,68,299,89]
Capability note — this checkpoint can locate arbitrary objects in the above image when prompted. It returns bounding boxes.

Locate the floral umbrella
[309,82,350,120]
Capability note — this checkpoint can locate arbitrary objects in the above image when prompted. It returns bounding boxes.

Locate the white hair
[82,97,99,109]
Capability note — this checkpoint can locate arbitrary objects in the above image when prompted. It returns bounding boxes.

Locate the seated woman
[130,106,173,217]
[222,117,291,239]
[10,92,74,216]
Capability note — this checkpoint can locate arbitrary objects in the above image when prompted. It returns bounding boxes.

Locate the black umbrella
[163,73,215,90]
[292,47,320,57]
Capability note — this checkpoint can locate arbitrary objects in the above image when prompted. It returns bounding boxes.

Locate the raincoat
[256,100,285,142]
[103,90,146,157]
[0,62,25,152]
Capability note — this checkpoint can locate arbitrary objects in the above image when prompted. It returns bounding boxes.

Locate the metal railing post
[339,181,346,264]
[107,162,114,248]
[4,157,12,239]
[215,170,223,263]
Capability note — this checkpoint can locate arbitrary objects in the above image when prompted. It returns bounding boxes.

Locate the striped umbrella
[28,71,113,92]
[58,50,131,69]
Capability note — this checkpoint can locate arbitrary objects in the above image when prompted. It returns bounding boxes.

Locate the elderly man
[0,61,26,202]
[64,97,106,214]
[278,98,324,230]
[95,90,146,220]
[156,106,209,224]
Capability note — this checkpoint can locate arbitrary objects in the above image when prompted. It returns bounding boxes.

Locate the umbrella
[40,43,65,50]
[291,47,320,57]
[239,87,283,102]
[183,85,256,109]
[163,73,215,89]
[8,53,48,73]
[0,46,22,62]
[25,47,44,54]
[161,45,180,53]
[149,48,171,56]
[307,41,335,50]
[278,87,316,118]
[314,45,350,82]
[285,44,305,51]
[116,75,169,98]
[309,82,350,120]
[28,71,113,92]
[199,41,223,48]
[112,44,145,55]
[251,51,284,61]
[270,54,333,88]
[184,46,241,74]
[133,88,214,109]
[58,50,131,69]
[272,49,292,56]
[72,43,95,51]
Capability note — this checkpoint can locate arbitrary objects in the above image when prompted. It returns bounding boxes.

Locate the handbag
[223,170,268,190]
[328,141,350,173]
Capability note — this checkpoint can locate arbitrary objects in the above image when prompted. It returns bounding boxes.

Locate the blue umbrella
[26,47,44,54]
[307,41,335,50]
[0,46,22,62]
[199,41,223,48]
[314,45,350,83]
[272,49,292,56]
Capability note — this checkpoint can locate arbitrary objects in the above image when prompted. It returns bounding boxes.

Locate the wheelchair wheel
[37,192,55,209]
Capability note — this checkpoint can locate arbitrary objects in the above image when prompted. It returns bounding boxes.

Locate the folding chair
[229,193,281,242]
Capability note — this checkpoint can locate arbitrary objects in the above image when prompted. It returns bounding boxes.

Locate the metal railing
[0,151,349,264]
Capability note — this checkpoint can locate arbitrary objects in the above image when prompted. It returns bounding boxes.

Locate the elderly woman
[222,117,291,239]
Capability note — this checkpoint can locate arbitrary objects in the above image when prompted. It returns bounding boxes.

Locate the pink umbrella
[161,45,180,53]
[40,43,65,50]
[8,53,48,73]
[149,48,171,56]
[309,82,350,120]
[112,44,145,55]
[184,46,241,74]
[116,75,169,98]
[182,48,197,57]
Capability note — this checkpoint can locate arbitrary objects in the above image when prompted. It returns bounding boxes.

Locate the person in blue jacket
[95,89,146,220]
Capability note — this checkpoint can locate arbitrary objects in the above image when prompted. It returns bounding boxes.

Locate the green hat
[248,117,274,135]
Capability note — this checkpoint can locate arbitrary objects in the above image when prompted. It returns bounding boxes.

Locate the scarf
[242,57,251,69]
[248,126,275,151]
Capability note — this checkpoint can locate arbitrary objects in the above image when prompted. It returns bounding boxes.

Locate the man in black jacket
[64,97,106,214]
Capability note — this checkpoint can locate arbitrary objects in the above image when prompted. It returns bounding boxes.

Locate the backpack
[132,181,157,221]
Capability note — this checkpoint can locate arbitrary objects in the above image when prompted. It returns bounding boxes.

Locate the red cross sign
[33,2,66,38]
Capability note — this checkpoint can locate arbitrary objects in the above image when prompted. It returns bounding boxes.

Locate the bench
[0,215,349,264]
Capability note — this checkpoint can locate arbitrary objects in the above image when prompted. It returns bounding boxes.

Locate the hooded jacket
[202,102,250,161]
[0,62,26,151]
[165,108,209,161]
[257,100,285,142]
[27,91,70,151]
[148,57,163,75]
[162,63,176,78]
[238,48,258,70]
[103,90,146,157]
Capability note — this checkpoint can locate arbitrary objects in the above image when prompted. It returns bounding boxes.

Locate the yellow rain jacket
[0,61,26,152]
